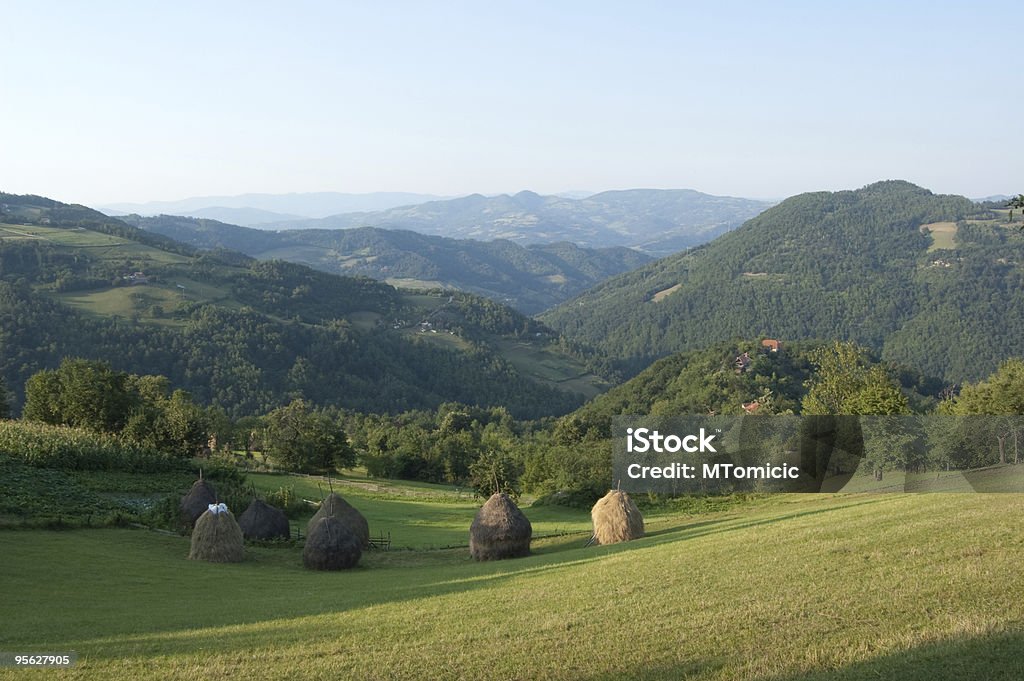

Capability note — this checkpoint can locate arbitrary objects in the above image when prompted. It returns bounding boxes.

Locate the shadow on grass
[581,629,1024,681]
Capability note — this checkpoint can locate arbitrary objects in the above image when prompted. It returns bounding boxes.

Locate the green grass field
[2,492,1023,679]
[249,472,593,548]
[55,286,182,319]
[53,276,240,323]
[495,339,609,400]
[0,224,127,247]
[385,277,448,290]
[921,222,958,252]
[0,223,193,267]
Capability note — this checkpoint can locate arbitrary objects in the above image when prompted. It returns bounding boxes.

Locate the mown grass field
[2,493,1023,680]
[249,472,593,548]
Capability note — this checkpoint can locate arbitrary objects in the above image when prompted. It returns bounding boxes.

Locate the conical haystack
[180,479,217,528]
[591,489,644,545]
[238,498,291,541]
[469,493,532,561]
[303,516,362,570]
[307,492,370,548]
[188,505,245,563]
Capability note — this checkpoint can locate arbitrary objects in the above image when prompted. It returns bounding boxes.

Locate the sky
[2,1,1022,206]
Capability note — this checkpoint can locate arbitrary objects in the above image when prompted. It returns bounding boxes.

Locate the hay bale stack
[591,490,644,545]
[469,493,532,561]
[188,506,245,563]
[238,499,291,541]
[180,479,217,528]
[307,492,370,548]
[303,516,362,570]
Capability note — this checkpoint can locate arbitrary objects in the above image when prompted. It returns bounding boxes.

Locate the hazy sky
[3,1,1021,206]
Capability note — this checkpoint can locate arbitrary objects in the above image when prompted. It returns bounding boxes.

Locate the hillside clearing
[650,283,681,302]
[495,339,609,399]
[921,222,958,252]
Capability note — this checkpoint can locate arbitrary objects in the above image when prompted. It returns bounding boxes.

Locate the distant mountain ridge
[98,191,448,225]
[123,215,652,314]
[540,180,1024,384]
[262,188,772,255]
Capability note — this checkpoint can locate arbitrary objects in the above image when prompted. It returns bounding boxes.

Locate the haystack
[303,516,362,570]
[238,498,291,541]
[188,505,245,563]
[180,479,217,528]
[590,489,644,545]
[307,492,370,548]
[469,493,532,561]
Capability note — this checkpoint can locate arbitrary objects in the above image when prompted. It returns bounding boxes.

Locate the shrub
[263,485,308,518]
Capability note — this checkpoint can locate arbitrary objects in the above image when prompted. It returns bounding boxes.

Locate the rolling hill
[0,193,609,418]
[122,215,652,314]
[262,189,772,254]
[540,180,1024,383]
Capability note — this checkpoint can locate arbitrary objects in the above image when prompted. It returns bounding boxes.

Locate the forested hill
[0,193,608,419]
[258,188,771,254]
[121,215,652,314]
[561,340,942,432]
[540,181,1024,383]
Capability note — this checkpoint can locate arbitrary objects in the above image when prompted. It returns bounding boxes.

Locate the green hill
[121,215,652,314]
[0,194,608,418]
[540,181,1023,383]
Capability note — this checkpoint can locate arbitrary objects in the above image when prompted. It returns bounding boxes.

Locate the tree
[0,374,9,420]
[264,399,355,473]
[802,342,910,416]
[469,450,523,499]
[23,358,136,432]
[800,342,911,484]
[232,415,265,458]
[943,359,1024,465]
[1007,194,1024,224]
[119,382,208,459]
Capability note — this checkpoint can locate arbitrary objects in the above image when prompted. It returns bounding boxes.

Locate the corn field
[0,420,181,472]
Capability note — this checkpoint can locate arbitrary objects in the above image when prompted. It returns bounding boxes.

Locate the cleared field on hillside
[0,223,193,266]
[0,223,125,246]
[495,339,609,399]
[921,222,958,252]
[385,277,447,290]
[650,283,681,302]
[55,286,183,318]
[53,276,239,322]
[2,493,1023,680]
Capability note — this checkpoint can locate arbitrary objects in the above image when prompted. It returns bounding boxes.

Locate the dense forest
[123,215,652,314]
[0,195,593,419]
[541,181,1024,383]
[334,339,984,502]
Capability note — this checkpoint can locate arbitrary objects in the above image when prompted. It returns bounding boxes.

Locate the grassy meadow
[921,221,958,252]
[248,472,592,549]
[2,490,1024,680]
